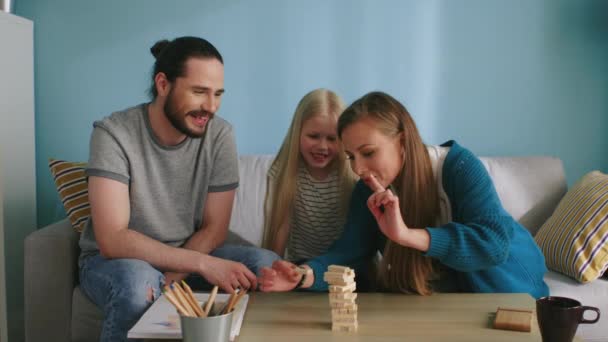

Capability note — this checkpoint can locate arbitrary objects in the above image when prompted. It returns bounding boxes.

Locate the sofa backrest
[227,155,274,246]
[479,156,567,235]
[227,154,568,247]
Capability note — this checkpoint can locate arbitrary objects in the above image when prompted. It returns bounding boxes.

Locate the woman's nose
[351,160,365,176]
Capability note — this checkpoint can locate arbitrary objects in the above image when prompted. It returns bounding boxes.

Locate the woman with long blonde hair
[263,88,357,262]
[259,91,549,299]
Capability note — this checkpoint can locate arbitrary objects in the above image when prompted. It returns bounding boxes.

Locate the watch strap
[294,266,310,289]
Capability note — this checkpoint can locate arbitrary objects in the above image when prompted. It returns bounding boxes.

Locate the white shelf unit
[0,10,37,342]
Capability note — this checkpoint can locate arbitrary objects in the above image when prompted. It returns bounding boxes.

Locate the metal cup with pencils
[163,282,247,342]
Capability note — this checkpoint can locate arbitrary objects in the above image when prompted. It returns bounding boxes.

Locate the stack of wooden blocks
[323,265,358,332]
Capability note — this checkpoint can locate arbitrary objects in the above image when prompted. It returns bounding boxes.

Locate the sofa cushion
[535,171,608,283]
[49,159,90,232]
[71,286,102,341]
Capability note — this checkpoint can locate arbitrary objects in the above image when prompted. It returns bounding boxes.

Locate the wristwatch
[294,266,312,289]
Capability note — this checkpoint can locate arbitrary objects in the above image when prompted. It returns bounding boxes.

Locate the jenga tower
[323,265,358,332]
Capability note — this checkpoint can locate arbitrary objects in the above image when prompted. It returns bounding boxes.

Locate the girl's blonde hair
[263,89,356,251]
[337,91,440,295]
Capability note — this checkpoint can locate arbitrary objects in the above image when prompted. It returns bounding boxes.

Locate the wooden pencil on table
[162,288,191,317]
[172,283,198,317]
[224,289,239,314]
[178,281,205,317]
[220,289,238,315]
[227,288,248,313]
[168,284,196,317]
[203,285,219,315]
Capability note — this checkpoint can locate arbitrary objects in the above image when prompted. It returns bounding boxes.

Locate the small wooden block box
[493,307,532,332]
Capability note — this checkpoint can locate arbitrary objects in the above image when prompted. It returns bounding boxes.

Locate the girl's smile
[300,115,338,180]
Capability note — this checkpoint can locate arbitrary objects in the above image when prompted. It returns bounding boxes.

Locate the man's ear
[154,72,171,97]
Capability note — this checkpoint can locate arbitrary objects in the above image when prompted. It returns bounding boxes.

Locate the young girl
[259,91,549,299]
[263,89,357,263]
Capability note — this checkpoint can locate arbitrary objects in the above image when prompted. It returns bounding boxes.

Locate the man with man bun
[78,36,279,341]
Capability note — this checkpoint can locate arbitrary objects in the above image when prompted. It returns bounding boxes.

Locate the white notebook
[128,292,249,340]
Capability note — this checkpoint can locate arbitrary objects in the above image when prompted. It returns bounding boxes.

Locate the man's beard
[163,89,213,138]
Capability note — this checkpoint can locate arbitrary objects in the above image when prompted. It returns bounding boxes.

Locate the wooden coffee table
[238,292,581,341]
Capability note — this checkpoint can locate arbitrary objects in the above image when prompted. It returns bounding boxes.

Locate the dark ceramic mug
[536,296,600,342]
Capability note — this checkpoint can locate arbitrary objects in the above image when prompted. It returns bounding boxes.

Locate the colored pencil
[162,288,190,317]
[180,280,205,317]
[203,285,219,315]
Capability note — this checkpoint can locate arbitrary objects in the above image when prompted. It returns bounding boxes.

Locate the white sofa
[24,154,607,341]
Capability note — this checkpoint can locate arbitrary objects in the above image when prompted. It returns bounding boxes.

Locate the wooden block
[493,307,532,332]
[330,302,357,310]
[329,283,356,293]
[332,307,358,315]
[329,292,357,301]
[323,275,355,286]
[325,279,355,286]
[332,313,358,323]
[328,265,352,273]
[329,297,357,305]
[331,315,357,324]
[324,270,354,279]
[332,322,358,332]
[332,315,357,322]
[325,269,354,278]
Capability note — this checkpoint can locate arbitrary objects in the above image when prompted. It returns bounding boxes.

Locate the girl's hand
[363,174,409,244]
[258,260,302,292]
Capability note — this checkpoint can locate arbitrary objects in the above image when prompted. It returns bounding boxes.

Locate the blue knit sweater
[306,141,549,299]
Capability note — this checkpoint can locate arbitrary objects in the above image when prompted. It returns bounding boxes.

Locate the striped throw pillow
[49,159,90,233]
[535,171,608,283]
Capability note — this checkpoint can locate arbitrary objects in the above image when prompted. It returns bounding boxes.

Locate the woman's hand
[363,174,431,252]
[258,260,302,292]
[363,174,409,244]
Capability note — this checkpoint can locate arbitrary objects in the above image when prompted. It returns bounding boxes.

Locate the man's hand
[363,174,409,244]
[200,256,257,294]
[258,260,302,292]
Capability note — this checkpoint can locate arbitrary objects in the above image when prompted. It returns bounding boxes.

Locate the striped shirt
[269,164,344,262]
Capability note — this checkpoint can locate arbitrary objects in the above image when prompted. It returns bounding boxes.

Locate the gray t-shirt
[79,103,239,261]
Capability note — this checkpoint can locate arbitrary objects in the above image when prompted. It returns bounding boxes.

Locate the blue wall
[12,0,608,338]
[16,0,608,231]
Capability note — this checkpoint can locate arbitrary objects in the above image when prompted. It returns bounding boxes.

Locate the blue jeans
[79,245,280,342]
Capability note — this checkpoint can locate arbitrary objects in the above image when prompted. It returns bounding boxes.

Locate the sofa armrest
[24,219,79,342]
